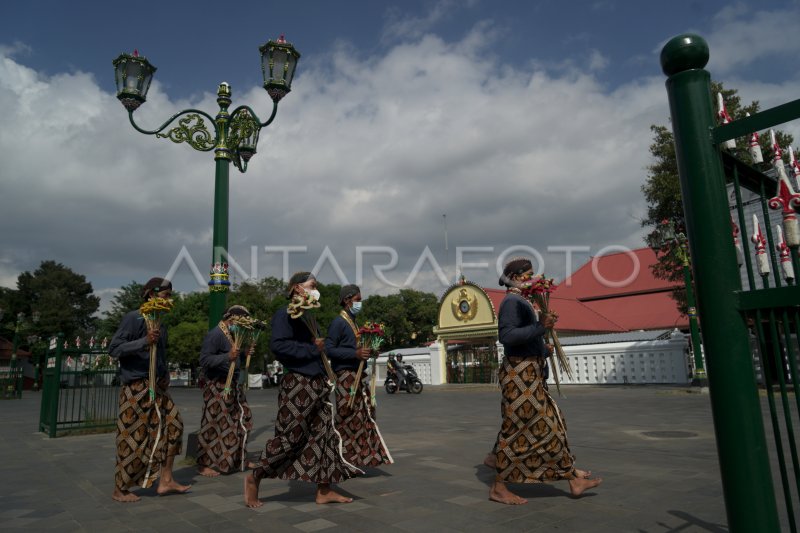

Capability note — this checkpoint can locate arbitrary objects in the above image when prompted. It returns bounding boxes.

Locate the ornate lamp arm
[127,108,219,152]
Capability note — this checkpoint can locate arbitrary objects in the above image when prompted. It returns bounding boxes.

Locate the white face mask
[306,288,321,302]
[351,301,363,314]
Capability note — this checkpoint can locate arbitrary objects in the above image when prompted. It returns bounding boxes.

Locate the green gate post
[660,34,780,531]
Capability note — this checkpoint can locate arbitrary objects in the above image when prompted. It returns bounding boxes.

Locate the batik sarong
[197,380,253,474]
[115,379,183,490]
[334,370,393,467]
[494,357,576,483]
[253,372,362,483]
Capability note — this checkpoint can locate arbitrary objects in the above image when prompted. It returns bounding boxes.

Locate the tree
[641,81,793,312]
[168,320,208,366]
[10,260,100,339]
[361,289,438,349]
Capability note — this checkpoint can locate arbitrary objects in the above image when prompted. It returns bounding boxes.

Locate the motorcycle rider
[388,354,408,391]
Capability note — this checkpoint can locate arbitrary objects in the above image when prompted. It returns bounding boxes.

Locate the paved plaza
[0,384,730,532]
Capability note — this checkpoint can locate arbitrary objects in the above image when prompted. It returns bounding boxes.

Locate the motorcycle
[385,359,423,394]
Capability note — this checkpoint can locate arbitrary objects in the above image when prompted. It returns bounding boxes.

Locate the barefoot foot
[156,479,192,496]
[198,466,220,477]
[244,473,263,508]
[316,485,353,504]
[112,488,140,503]
[568,476,602,497]
[489,482,527,505]
[574,468,592,479]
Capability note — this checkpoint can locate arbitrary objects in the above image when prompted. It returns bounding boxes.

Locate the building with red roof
[483,247,687,335]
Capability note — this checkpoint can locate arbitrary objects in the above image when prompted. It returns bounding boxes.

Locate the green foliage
[641,81,794,312]
[361,289,438,348]
[168,320,207,366]
[0,260,100,341]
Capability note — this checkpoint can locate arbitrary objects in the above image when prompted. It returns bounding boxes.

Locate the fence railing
[662,33,800,532]
[39,334,119,438]
[0,365,23,400]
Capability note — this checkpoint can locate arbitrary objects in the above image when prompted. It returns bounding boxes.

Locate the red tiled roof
[557,247,680,300]
[480,248,686,333]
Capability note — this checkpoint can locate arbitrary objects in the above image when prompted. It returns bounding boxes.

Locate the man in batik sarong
[244,272,361,508]
[109,277,190,502]
[326,285,393,468]
[489,258,601,505]
[197,305,254,476]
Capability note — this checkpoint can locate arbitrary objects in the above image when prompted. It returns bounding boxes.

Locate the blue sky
[2,0,800,310]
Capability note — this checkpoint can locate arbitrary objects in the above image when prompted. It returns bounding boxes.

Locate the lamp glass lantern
[112,52,157,111]
[259,36,301,103]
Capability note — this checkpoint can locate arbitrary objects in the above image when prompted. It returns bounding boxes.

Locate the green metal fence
[39,334,119,438]
[0,366,23,400]
[662,34,800,532]
[446,345,499,384]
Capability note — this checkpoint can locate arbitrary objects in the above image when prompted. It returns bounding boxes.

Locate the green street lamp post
[112,36,301,328]
[657,220,707,385]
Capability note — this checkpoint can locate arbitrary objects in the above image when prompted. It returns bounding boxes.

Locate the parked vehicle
[385,354,423,394]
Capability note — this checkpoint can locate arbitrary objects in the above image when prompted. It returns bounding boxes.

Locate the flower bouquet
[288,292,336,384]
[520,275,573,395]
[352,321,386,408]
[139,296,174,400]
[221,314,256,399]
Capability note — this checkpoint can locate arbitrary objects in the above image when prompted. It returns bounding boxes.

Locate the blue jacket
[269,306,324,377]
[108,310,168,384]
[325,311,360,372]
[200,326,245,382]
[497,293,549,358]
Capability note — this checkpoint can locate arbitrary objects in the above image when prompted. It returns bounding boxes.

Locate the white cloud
[706,3,800,74]
[4,9,793,309]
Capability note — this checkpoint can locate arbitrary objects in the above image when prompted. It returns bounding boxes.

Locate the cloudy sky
[3,0,800,311]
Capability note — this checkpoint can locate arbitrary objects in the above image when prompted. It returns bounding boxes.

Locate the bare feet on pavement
[244,473,263,508]
[316,484,353,504]
[574,468,592,479]
[111,488,140,503]
[568,476,603,497]
[197,466,220,477]
[489,481,527,505]
[156,479,191,496]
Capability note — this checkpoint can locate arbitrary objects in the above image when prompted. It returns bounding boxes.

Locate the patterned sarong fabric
[115,379,183,490]
[253,372,362,483]
[197,380,253,474]
[334,370,393,467]
[495,357,576,483]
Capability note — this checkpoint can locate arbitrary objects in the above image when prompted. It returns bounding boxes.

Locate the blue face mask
[351,301,363,315]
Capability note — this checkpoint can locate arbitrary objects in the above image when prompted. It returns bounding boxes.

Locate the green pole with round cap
[661,34,779,531]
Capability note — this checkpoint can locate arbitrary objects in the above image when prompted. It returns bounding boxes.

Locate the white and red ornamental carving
[776,225,795,281]
[768,130,800,246]
[751,214,770,277]
[717,93,736,150]
[746,113,763,163]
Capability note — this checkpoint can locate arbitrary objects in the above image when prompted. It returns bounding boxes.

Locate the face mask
[306,289,321,302]
[351,301,363,314]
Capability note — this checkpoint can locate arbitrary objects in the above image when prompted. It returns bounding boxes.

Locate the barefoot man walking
[489,258,602,505]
